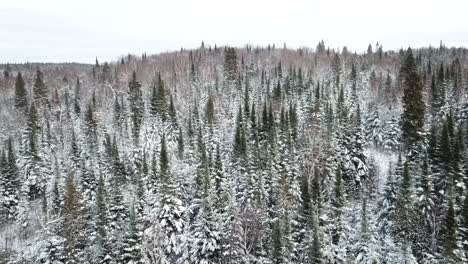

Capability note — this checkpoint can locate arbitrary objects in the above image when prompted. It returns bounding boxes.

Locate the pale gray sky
[1,0,467,63]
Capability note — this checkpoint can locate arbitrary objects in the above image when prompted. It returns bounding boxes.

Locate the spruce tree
[224,47,238,81]
[154,134,186,263]
[63,174,86,264]
[206,94,215,125]
[177,127,184,160]
[395,161,415,243]
[33,69,48,104]
[14,72,28,112]
[444,193,458,262]
[400,48,425,152]
[95,174,111,263]
[84,103,98,146]
[271,221,283,264]
[168,94,177,124]
[128,71,144,142]
[2,138,19,220]
[150,73,167,119]
[74,77,81,115]
[122,203,143,263]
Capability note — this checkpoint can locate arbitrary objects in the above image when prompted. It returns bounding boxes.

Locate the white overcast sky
[1,0,467,63]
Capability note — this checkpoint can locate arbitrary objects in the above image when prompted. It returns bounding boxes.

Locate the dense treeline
[1,42,468,263]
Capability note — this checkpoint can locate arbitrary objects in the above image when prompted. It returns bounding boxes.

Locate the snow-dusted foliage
[1,42,468,263]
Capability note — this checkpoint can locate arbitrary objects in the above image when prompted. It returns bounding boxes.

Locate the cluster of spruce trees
[1,42,468,264]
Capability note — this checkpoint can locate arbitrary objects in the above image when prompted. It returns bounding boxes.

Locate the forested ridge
[1,42,468,263]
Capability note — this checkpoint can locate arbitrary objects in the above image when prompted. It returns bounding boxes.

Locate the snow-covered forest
[0,41,467,263]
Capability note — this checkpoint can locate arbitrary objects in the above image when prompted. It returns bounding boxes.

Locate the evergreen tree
[331,53,342,86]
[74,77,81,115]
[395,161,415,244]
[1,138,19,220]
[63,174,86,264]
[224,47,238,81]
[150,73,168,119]
[108,179,127,263]
[128,71,144,142]
[168,94,177,124]
[206,94,215,125]
[14,72,28,112]
[95,174,111,263]
[353,198,380,263]
[271,221,283,264]
[145,134,186,263]
[443,193,458,263]
[400,48,425,152]
[177,127,184,159]
[84,103,98,146]
[122,203,143,264]
[33,69,48,104]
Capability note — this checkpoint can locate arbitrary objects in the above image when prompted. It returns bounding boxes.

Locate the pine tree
[206,94,215,125]
[271,221,283,264]
[224,47,238,81]
[84,103,98,146]
[146,134,186,263]
[177,127,184,160]
[382,116,400,151]
[310,213,322,264]
[233,105,247,159]
[395,161,415,243]
[365,110,383,148]
[74,77,81,115]
[378,162,398,237]
[273,80,281,101]
[122,203,143,263]
[14,72,28,112]
[95,174,110,263]
[63,174,86,264]
[354,198,380,263]
[292,173,313,262]
[113,95,122,128]
[168,94,177,124]
[331,53,342,86]
[23,102,44,199]
[128,71,144,142]
[400,48,425,152]
[33,69,48,104]
[1,138,19,220]
[108,179,127,263]
[190,175,221,264]
[443,193,458,263]
[150,73,168,119]
[462,190,468,258]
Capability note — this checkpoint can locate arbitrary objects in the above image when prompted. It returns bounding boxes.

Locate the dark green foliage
[168,94,176,124]
[122,203,143,263]
[74,77,81,115]
[224,47,238,81]
[177,127,184,159]
[128,71,144,142]
[395,161,415,243]
[272,221,283,264]
[33,69,48,104]
[84,103,98,145]
[400,48,425,151]
[14,72,28,112]
[443,194,457,261]
[150,73,168,120]
[160,134,169,187]
[233,105,247,159]
[63,174,86,264]
[206,94,215,125]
